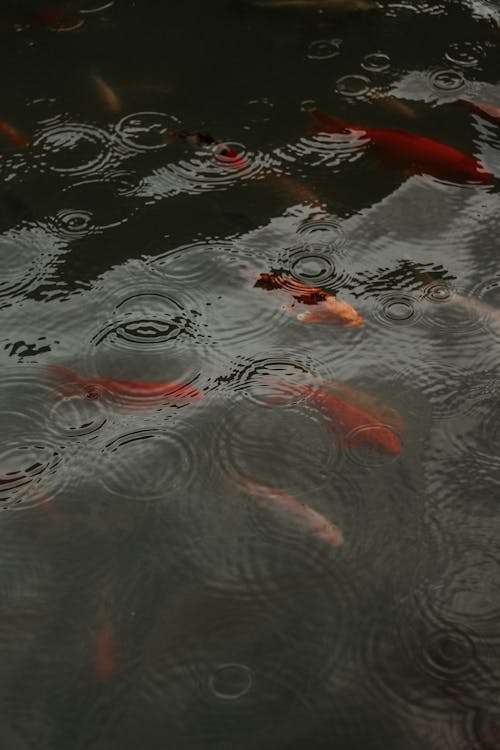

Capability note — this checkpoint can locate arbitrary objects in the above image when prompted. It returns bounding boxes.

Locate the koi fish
[375,95,417,120]
[233,474,344,548]
[266,379,401,454]
[307,376,406,433]
[253,270,363,326]
[0,120,28,149]
[94,608,115,683]
[45,364,202,411]
[91,71,122,114]
[309,107,493,183]
[457,98,500,125]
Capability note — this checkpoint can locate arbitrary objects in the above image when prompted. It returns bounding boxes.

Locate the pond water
[1,0,500,748]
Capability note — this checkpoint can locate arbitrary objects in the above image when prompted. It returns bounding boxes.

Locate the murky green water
[1,1,500,748]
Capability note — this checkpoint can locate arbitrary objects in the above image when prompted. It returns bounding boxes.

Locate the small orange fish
[267,379,401,454]
[213,143,246,170]
[233,474,344,548]
[46,364,202,411]
[253,271,362,326]
[94,608,115,683]
[457,98,500,125]
[310,107,493,183]
[0,119,28,149]
[91,71,122,114]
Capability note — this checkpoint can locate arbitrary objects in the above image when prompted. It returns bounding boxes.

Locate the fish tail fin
[45,364,87,397]
[309,108,350,134]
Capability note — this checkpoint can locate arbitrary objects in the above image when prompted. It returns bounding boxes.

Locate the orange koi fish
[310,107,493,183]
[253,271,362,326]
[46,364,202,411]
[308,376,406,433]
[0,120,28,149]
[233,474,344,548]
[267,379,401,454]
[94,608,115,683]
[457,98,500,125]
[91,71,122,114]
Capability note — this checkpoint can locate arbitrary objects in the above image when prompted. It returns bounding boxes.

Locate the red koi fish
[308,376,406,433]
[457,98,500,125]
[94,608,115,683]
[310,107,493,183]
[46,364,202,411]
[267,379,401,454]
[0,120,28,149]
[253,271,363,326]
[233,474,344,548]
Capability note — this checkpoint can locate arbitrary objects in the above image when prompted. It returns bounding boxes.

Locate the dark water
[1,0,500,748]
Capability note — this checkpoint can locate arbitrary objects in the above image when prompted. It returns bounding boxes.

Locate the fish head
[297,296,362,326]
[214,143,246,170]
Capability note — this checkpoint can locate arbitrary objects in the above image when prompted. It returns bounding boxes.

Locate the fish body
[271,379,401,454]
[310,108,493,183]
[235,475,344,548]
[91,72,122,114]
[458,98,500,125]
[254,271,362,326]
[46,365,202,410]
[94,609,115,683]
[0,120,28,149]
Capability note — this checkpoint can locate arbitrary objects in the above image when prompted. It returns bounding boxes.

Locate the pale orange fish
[375,95,417,120]
[94,607,116,683]
[266,173,324,207]
[91,71,122,113]
[234,474,344,548]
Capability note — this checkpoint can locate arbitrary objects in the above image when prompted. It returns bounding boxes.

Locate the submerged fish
[266,379,401,454]
[253,270,362,326]
[91,71,122,114]
[233,474,344,548]
[306,376,406,433]
[0,120,28,149]
[309,107,493,183]
[168,130,246,170]
[46,365,202,411]
[457,98,500,125]
[94,608,116,683]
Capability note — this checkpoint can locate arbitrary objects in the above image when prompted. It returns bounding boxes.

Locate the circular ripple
[418,552,500,641]
[49,208,94,240]
[0,231,46,302]
[306,38,342,60]
[445,41,484,68]
[209,663,253,700]
[421,283,485,335]
[61,177,134,230]
[214,398,340,494]
[78,0,114,11]
[395,362,469,420]
[342,423,401,468]
[115,112,180,152]
[469,276,500,341]
[170,144,263,191]
[362,52,391,72]
[33,121,112,176]
[222,354,314,407]
[296,216,346,256]
[372,292,422,327]
[47,394,107,440]
[285,246,353,293]
[335,74,372,98]
[98,428,196,501]
[430,69,466,93]
[0,440,64,511]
